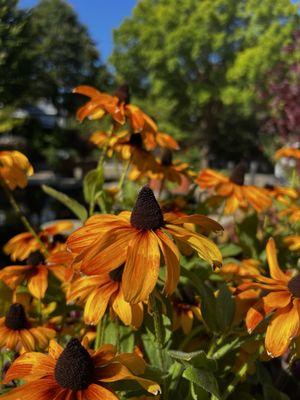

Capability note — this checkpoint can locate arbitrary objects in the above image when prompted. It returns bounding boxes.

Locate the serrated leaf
[183,366,220,399]
[42,184,88,222]
[83,168,104,203]
[215,283,235,331]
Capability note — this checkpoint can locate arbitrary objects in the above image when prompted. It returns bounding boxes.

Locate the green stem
[115,317,120,352]
[118,158,131,191]
[95,314,107,350]
[221,363,248,400]
[221,346,264,400]
[36,299,43,323]
[1,180,49,256]
[150,293,168,399]
[97,125,114,171]
[159,177,166,199]
[207,333,227,358]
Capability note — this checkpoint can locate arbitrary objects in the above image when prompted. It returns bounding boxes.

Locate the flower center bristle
[5,303,28,331]
[230,162,246,186]
[115,83,130,104]
[27,251,45,266]
[109,264,125,282]
[54,338,94,391]
[130,186,164,231]
[288,275,300,298]
[161,149,173,166]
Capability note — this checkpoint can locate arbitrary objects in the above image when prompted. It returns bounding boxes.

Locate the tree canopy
[0,0,33,105]
[111,0,300,162]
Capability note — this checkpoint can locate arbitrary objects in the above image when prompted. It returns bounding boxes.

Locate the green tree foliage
[29,0,102,113]
[111,0,299,161]
[0,0,33,105]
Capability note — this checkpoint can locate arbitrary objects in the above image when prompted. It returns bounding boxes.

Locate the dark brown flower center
[160,149,173,166]
[130,186,164,231]
[288,275,300,298]
[115,83,130,105]
[230,162,246,186]
[109,264,125,282]
[128,133,143,148]
[5,303,28,330]
[26,251,45,267]
[54,338,94,391]
[265,183,275,190]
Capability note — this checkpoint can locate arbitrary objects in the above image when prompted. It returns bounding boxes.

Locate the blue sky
[19,0,137,61]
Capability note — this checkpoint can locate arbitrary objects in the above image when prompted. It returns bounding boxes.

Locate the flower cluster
[0,85,299,400]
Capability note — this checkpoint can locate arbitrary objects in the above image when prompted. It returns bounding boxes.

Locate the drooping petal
[266,238,289,282]
[83,383,118,400]
[28,266,48,299]
[3,352,53,383]
[167,214,223,233]
[265,300,300,358]
[19,329,36,352]
[165,224,222,269]
[84,282,117,325]
[111,290,133,326]
[122,231,161,304]
[156,230,180,296]
[262,291,291,309]
[79,227,135,275]
[97,363,161,395]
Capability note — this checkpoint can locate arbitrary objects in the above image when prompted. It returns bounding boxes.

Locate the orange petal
[266,238,289,282]
[265,300,300,358]
[122,231,160,304]
[263,291,291,309]
[156,230,180,296]
[84,282,117,325]
[83,383,118,400]
[28,266,48,299]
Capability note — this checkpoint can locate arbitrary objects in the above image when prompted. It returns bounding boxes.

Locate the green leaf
[181,267,218,332]
[168,350,217,371]
[42,184,88,222]
[215,283,235,331]
[220,243,242,258]
[191,383,210,400]
[83,168,104,203]
[0,282,12,314]
[183,366,220,399]
[263,384,289,400]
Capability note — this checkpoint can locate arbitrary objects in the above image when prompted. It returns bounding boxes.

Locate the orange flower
[221,259,262,280]
[67,264,144,327]
[1,338,160,399]
[238,238,300,358]
[284,236,300,251]
[0,303,55,352]
[73,85,124,124]
[67,186,222,304]
[4,220,74,262]
[0,150,33,190]
[275,147,300,160]
[172,288,201,335]
[196,164,272,214]
[279,204,300,223]
[130,149,194,185]
[75,84,179,152]
[0,250,70,299]
[265,184,298,203]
